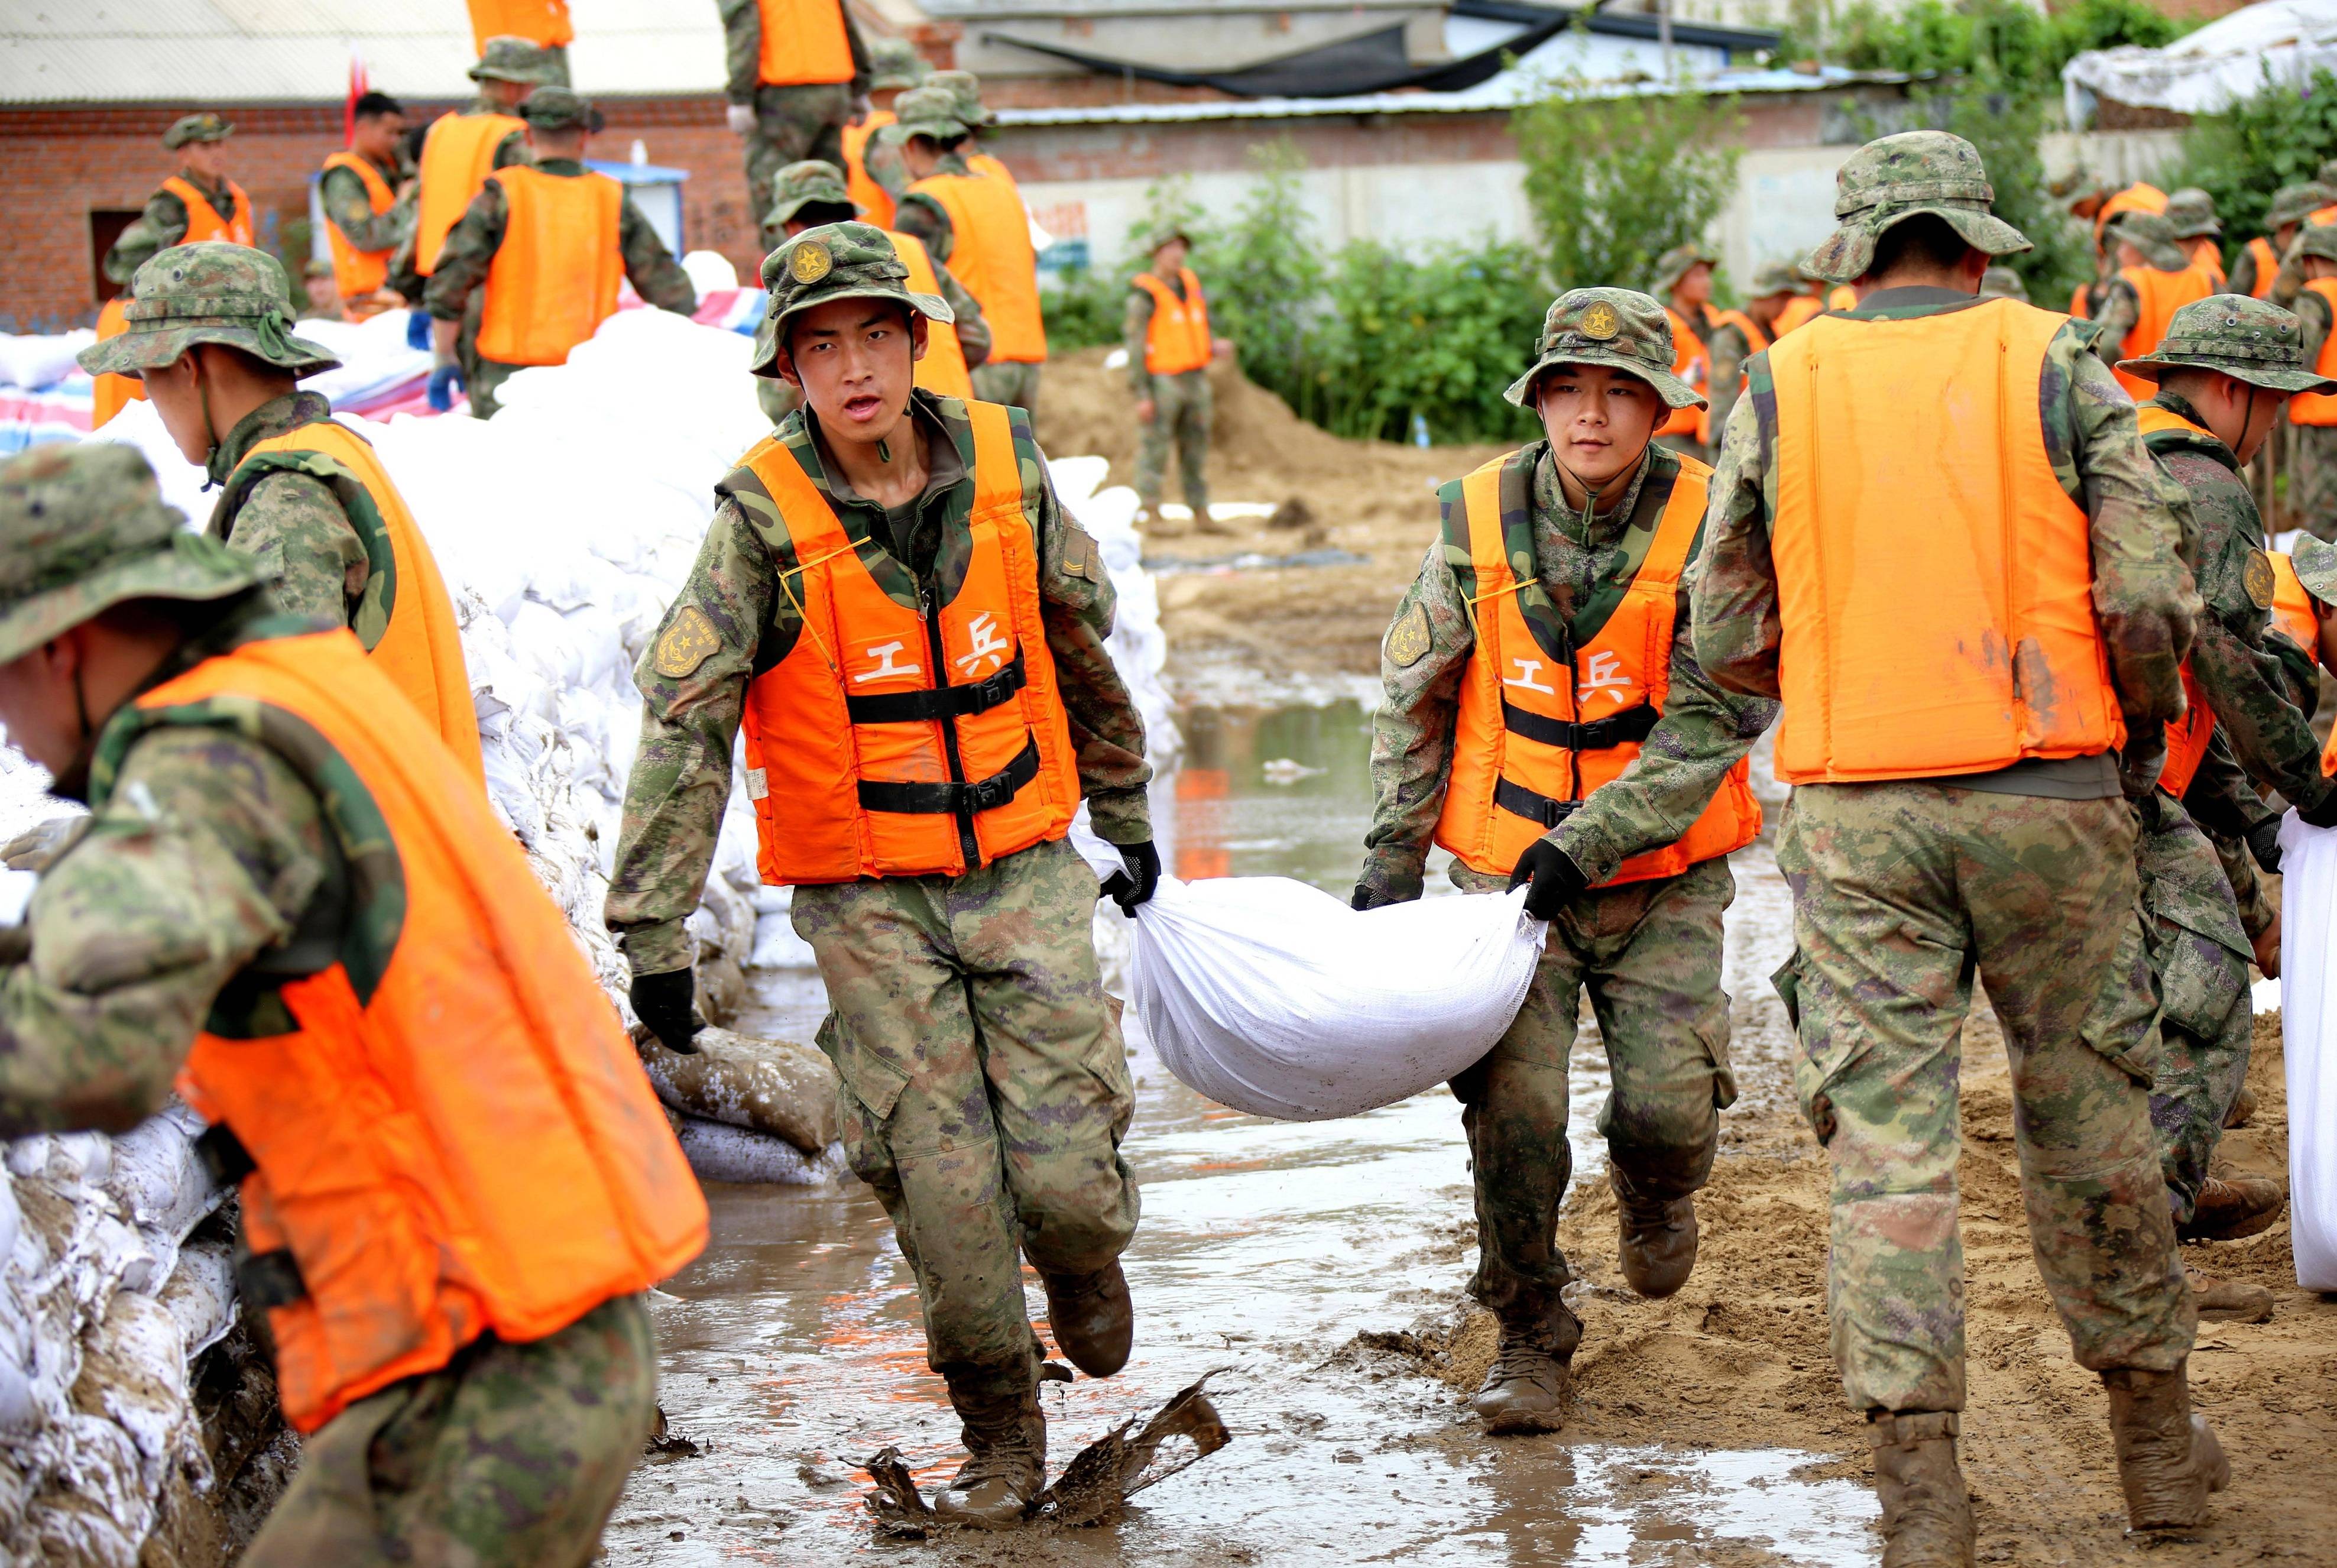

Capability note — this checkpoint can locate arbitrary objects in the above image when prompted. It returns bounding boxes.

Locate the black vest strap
[1499,696,1661,753]
[845,649,1027,725]
[1494,776,1583,830]
[237,1248,309,1311]
[858,734,1041,817]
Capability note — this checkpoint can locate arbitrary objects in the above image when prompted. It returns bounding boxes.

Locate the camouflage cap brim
[77,315,341,381]
[2291,534,2337,609]
[1804,203,2032,284]
[747,286,956,378]
[0,532,263,667]
[2114,352,2337,396]
[2103,224,2193,273]
[1503,349,1703,411]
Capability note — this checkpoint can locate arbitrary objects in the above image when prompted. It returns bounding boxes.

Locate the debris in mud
[643,1404,700,1459]
[860,1447,935,1538]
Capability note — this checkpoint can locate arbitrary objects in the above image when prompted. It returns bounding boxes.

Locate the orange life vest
[475,166,624,367]
[468,0,573,51]
[1695,306,1767,446]
[889,227,972,400]
[732,400,1081,882]
[842,111,896,229]
[89,296,146,430]
[2316,205,2337,228]
[161,176,255,246]
[968,151,1017,188]
[320,151,397,300]
[226,419,485,785]
[1657,304,1707,440]
[2290,278,2337,427]
[2070,280,2093,320]
[1135,268,1211,376]
[2184,236,2226,290]
[909,170,1047,364]
[1434,451,1760,882]
[2270,550,2319,653]
[1827,284,1859,312]
[756,0,855,86]
[2095,182,2167,241]
[416,110,526,276]
[2245,235,2279,300]
[1768,300,2124,783]
[2111,263,2217,400]
[147,629,705,1435]
[1772,295,1823,338]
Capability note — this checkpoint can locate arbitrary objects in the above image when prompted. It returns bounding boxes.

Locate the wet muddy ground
[605,702,2337,1566]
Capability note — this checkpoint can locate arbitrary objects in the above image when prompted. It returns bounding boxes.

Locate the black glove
[1351,882,1398,912]
[1508,840,1588,920]
[630,968,702,1054]
[2302,789,2337,831]
[1098,839,1161,914]
[2247,816,2284,876]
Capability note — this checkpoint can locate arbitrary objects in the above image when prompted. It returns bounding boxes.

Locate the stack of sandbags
[640,1028,850,1185]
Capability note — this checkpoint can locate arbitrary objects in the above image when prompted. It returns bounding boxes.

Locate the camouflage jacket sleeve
[103,189,191,286]
[2228,245,2262,301]
[2090,278,2140,367]
[605,494,773,976]
[2299,289,2332,381]
[2273,234,2307,308]
[841,1,872,96]
[1689,373,1782,699]
[620,197,699,316]
[1124,286,1158,396]
[934,259,990,370]
[1360,520,1475,903]
[319,164,410,255]
[864,134,910,205]
[2182,730,2280,941]
[894,195,952,265]
[420,181,505,321]
[223,471,370,630]
[719,0,761,102]
[0,728,325,1138]
[1703,322,1749,455]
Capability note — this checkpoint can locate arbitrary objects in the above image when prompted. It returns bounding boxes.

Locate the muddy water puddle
[607,704,1870,1566]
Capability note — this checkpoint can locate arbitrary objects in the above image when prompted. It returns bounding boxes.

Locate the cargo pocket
[1703,1015,1740,1112]
[2077,905,2165,1088]
[2148,916,2249,1048]
[1773,948,1845,1146]
[819,1011,910,1187]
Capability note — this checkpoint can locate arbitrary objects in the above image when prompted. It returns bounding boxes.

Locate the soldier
[2164,187,2225,288]
[318,91,413,322]
[0,440,706,1566]
[1356,289,1772,1437]
[1126,225,1222,530]
[103,114,255,287]
[297,258,343,322]
[719,0,873,226]
[77,243,484,780]
[397,36,553,307]
[753,158,988,426]
[1977,264,2030,303]
[893,88,1048,417]
[607,224,1156,1528]
[1742,260,1805,342]
[2283,226,2337,542]
[840,37,928,229]
[1695,131,2225,1557]
[1772,264,1830,337]
[422,88,698,419]
[467,0,574,85]
[2069,180,2168,318]
[2231,181,2330,300]
[1649,244,1763,463]
[2094,211,2218,400]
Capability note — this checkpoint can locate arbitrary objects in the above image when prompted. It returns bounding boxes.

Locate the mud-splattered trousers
[244,1295,658,1567]
[1134,368,1211,517]
[1447,856,1738,1356]
[793,837,1139,1405]
[1775,784,2196,1415]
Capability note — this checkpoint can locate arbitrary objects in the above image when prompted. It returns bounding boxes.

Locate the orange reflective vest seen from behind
[90,296,146,430]
[1768,300,2124,783]
[475,166,624,367]
[842,111,896,228]
[468,0,573,51]
[320,151,397,299]
[1657,305,1706,440]
[1434,451,1761,883]
[152,629,706,1434]
[756,0,855,86]
[2111,263,2217,400]
[416,111,526,275]
[2290,279,2337,426]
[1135,268,1211,376]
[734,400,1081,882]
[162,176,255,245]
[2245,236,2279,300]
[909,170,1047,364]
[1772,296,1823,339]
[889,227,972,400]
[226,419,485,785]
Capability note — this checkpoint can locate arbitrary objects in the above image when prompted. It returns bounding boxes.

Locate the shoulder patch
[653,604,722,679]
[1386,601,1432,669]
[1061,526,1099,582]
[2245,549,2277,611]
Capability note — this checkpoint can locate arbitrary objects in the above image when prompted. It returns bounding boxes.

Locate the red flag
[344,50,370,146]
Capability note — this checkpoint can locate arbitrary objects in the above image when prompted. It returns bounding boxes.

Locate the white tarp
[2063,0,2337,125]
[1126,876,1546,1121]
[2278,811,2337,1291]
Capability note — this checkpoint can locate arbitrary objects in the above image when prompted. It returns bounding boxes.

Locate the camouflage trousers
[972,360,1043,419]
[2136,795,2254,1224]
[1447,856,1737,1356]
[1135,369,1211,515]
[1775,783,2195,1415]
[466,355,527,421]
[242,1294,657,1567]
[744,84,853,234]
[793,835,1139,1404]
[2287,421,2337,542]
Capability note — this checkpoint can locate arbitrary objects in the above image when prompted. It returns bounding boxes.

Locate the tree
[1513,83,1742,298]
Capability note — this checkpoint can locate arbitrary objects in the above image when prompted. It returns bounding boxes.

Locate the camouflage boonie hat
[928,70,993,129]
[764,160,857,231]
[1978,265,2030,303]
[1748,260,1801,299]
[1651,244,1716,297]
[1133,222,1195,257]
[2291,223,2337,268]
[0,445,263,666]
[2164,187,2220,239]
[1505,288,1704,410]
[162,114,234,150]
[2268,182,2334,232]
[2291,534,2337,610]
[749,222,953,378]
[869,37,929,92]
[892,85,970,142]
[2103,209,2191,271]
[301,258,335,280]
[1804,131,2031,284]
[2116,296,2337,396]
[76,244,339,381]
[518,86,603,133]
[470,35,561,85]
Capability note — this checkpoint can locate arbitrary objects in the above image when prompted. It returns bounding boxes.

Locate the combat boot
[2223,1083,2257,1128]
[1471,1329,1570,1435]
[2186,1265,2274,1324]
[1612,1166,1699,1298]
[1040,1260,1133,1377]
[2103,1365,2228,1533]
[933,1386,1046,1530]
[2178,1174,2286,1242]
[1868,1411,1974,1567]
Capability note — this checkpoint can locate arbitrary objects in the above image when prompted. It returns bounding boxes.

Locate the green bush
[1038,264,1124,352]
[1512,84,1741,299]
[1781,0,2186,92]
[2167,69,2337,248]
[1918,85,2093,311]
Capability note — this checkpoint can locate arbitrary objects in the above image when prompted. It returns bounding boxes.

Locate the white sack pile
[2063,0,2337,125]
[2278,812,2337,1291]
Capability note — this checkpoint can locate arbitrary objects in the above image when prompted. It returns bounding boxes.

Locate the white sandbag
[2278,811,2337,1290]
[1127,876,1545,1121]
[671,1116,848,1185]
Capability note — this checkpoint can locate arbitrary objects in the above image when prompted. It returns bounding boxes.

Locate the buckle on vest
[236,1248,308,1311]
[964,769,1019,814]
[1493,777,1581,830]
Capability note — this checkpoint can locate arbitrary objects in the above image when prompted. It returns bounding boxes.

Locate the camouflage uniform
[103,114,248,287]
[719,0,871,225]
[384,40,553,316]
[2165,187,2224,280]
[1124,233,1211,518]
[1696,133,2200,1422]
[317,147,413,287]
[607,228,1150,1423]
[2284,226,2337,541]
[850,41,933,217]
[2229,182,2328,301]
[1361,291,1775,1367]
[2092,212,2205,374]
[422,90,698,419]
[1649,245,1743,464]
[0,443,657,1567]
